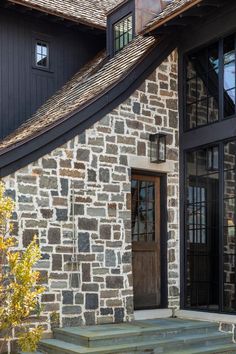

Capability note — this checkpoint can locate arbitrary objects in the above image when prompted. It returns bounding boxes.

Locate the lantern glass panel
[150,139,157,163]
[158,136,166,162]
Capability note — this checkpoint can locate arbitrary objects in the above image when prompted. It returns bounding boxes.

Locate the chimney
[135,0,172,34]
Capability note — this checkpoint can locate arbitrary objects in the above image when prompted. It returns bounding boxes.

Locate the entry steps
[38,318,236,354]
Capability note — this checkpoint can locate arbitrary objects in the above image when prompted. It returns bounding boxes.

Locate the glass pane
[224,89,235,117]
[224,198,236,227]
[185,147,220,311]
[114,15,133,53]
[224,35,236,117]
[197,99,208,126]
[224,35,235,90]
[208,96,219,123]
[36,42,48,67]
[224,141,236,170]
[187,78,197,104]
[197,74,207,101]
[224,170,236,198]
[186,57,196,79]
[131,178,157,243]
[187,103,197,129]
[208,42,219,72]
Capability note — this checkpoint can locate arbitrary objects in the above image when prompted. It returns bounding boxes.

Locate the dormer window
[114,15,133,53]
[35,41,49,69]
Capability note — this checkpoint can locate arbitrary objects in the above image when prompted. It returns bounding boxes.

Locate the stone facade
[3,51,179,337]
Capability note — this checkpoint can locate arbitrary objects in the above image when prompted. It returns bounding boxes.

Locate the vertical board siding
[0,8,104,139]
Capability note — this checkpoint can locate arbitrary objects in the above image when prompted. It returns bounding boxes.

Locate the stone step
[39,331,233,354]
[168,343,236,354]
[53,319,219,347]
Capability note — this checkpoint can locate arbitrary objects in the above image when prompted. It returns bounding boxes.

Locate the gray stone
[75,293,84,304]
[100,308,113,316]
[51,281,68,289]
[78,218,98,231]
[115,121,124,134]
[133,102,141,114]
[82,283,99,292]
[99,168,110,183]
[88,169,97,182]
[77,148,90,161]
[52,254,62,271]
[56,209,68,221]
[106,276,123,289]
[48,228,61,244]
[62,306,81,314]
[22,229,39,247]
[82,263,91,282]
[84,312,96,325]
[60,178,68,196]
[87,208,106,217]
[86,293,98,310]
[114,308,124,323]
[78,233,90,252]
[40,209,53,219]
[70,273,80,288]
[105,249,116,267]
[62,317,83,327]
[74,204,84,216]
[62,291,74,305]
[40,176,58,189]
[100,225,111,240]
[18,195,33,203]
[42,158,57,169]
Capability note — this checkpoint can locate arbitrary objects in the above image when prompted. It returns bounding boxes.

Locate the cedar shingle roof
[0,35,157,151]
[144,0,202,33]
[9,0,124,29]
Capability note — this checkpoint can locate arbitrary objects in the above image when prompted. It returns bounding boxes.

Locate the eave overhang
[7,0,107,30]
[143,0,226,36]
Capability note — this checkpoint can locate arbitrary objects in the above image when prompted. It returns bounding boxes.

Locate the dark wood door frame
[131,170,168,310]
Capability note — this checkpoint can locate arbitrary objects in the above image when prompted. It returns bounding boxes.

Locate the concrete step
[53,319,219,347]
[39,331,233,354]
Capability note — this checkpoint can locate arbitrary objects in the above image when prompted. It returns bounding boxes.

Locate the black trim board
[0,36,178,177]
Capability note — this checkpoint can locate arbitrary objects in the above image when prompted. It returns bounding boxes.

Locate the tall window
[35,41,49,69]
[185,33,236,129]
[185,140,236,313]
[114,15,133,54]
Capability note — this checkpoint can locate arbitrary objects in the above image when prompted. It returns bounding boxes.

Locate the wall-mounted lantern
[149,133,167,163]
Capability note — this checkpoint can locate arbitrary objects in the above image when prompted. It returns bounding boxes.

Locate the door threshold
[176,310,236,324]
[134,309,172,320]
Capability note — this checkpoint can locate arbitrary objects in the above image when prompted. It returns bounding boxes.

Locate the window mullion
[219,39,224,121]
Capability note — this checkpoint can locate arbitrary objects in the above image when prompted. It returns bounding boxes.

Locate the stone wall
[3,51,179,342]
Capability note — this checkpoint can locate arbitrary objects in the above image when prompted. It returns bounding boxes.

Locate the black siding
[0,8,104,139]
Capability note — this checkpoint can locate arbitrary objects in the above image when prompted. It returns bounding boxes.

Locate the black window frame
[184,33,236,132]
[113,14,133,54]
[106,0,135,57]
[34,39,50,71]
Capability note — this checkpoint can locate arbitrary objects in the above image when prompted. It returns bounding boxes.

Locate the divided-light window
[114,15,133,53]
[35,41,49,69]
[185,33,236,130]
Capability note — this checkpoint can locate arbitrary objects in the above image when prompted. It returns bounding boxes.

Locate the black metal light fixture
[149,133,167,163]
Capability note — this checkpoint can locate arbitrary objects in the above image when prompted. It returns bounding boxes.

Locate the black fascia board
[0,35,178,177]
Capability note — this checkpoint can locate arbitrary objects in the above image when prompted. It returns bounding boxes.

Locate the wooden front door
[131,174,161,310]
